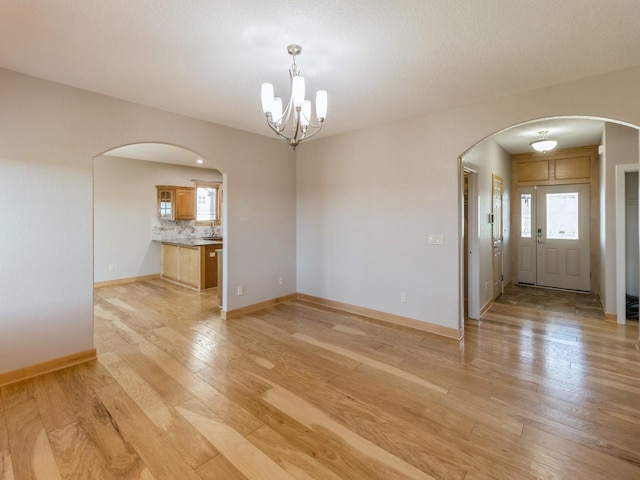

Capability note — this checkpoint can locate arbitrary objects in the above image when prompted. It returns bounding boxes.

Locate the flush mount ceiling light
[530,130,558,153]
[261,44,327,149]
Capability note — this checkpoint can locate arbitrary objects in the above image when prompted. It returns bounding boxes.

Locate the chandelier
[530,130,557,153]
[261,44,327,149]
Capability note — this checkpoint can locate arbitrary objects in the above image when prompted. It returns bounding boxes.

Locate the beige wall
[600,123,640,314]
[0,68,295,374]
[296,67,640,331]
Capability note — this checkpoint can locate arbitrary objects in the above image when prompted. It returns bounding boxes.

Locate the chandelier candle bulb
[292,76,306,108]
[301,100,311,127]
[261,83,274,113]
[272,97,283,126]
[260,44,328,148]
[316,90,327,120]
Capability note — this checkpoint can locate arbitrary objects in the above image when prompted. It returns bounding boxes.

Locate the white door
[536,184,590,291]
[492,175,504,299]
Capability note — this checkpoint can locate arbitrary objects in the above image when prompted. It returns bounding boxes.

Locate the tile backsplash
[151,218,222,241]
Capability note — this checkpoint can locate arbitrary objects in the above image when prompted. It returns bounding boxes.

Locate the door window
[546,192,579,240]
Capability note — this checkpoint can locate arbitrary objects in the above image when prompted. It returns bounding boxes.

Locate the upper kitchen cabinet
[175,187,195,220]
[156,186,196,221]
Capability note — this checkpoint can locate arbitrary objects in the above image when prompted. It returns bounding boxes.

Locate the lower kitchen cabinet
[161,243,219,290]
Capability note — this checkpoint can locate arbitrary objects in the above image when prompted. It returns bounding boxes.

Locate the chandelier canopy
[261,44,327,149]
[530,130,557,153]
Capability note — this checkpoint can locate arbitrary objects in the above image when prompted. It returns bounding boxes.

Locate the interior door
[536,184,590,291]
[492,175,504,299]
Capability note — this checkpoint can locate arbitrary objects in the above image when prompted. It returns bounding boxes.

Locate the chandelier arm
[296,122,324,141]
[292,108,303,142]
[265,120,296,143]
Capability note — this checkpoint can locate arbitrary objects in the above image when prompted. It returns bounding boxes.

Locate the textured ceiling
[1,0,639,150]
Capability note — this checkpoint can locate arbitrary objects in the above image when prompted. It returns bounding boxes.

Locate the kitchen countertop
[159,238,224,247]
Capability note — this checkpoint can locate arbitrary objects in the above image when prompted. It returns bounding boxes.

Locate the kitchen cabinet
[161,242,220,290]
[161,243,179,281]
[156,186,195,221]
[175,187,196,220]
[204,245,218,289]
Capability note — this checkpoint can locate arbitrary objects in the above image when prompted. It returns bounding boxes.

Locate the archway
[459,116,640,335]
[93,142,226,310]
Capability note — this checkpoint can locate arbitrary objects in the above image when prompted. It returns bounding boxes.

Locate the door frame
[491,174,504,299]
[615,163,639,324]
[535,183,591,291]
[460,160,480,333]
[511,145,600,295]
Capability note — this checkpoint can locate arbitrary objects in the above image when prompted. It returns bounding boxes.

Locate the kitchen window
[194,181,221,225]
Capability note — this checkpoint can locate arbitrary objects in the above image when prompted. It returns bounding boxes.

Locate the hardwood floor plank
[195,454,248,480]
[0,449,15,480]
[490,381,640,449]
[198,360,436,480]
[520,424,640,479]
[48,421,141,480]
[234,316,361,371]
[28,374,76,433]
[246,425,346,480]
[255,374,439,480]
[97,382,201,480]
[136,341,263,436]
[55,367,149,479]
[95,304,147,345]
[292,332,449,394]
[117,349,194,407]
[145,328,210,373]
[98,351,218,469]
[176,397,298,480]
[327,367,478,436]
[1,384,62,480]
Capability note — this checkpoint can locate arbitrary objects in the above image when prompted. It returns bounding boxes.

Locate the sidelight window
[520,193,532,238]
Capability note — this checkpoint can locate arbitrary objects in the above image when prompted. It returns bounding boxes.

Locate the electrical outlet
[428,234,444,245]
[237,286,244,296]
[278,277,284,286]
[401,292,407,303]
[108,264,114,272]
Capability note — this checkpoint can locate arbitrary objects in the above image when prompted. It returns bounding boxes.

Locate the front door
[536,184,591,291]
[492,175,504,299]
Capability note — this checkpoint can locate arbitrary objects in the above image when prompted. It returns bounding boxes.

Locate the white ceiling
[2,0,639,153]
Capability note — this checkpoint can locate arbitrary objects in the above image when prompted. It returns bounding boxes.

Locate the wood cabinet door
[161,244,179,281]
[204,245,218,288]
[178,246,200,289]
[175,187,195,220]
[156,187,175,220]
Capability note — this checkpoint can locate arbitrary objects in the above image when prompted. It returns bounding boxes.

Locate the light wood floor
[2,279,640,479]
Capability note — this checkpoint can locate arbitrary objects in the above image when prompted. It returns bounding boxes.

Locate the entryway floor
[495,283,605,319]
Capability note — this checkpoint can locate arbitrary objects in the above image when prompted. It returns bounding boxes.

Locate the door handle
[537,239,545,244]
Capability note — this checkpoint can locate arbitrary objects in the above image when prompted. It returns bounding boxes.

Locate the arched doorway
[459,116,640,335]
[93,142,225,308]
